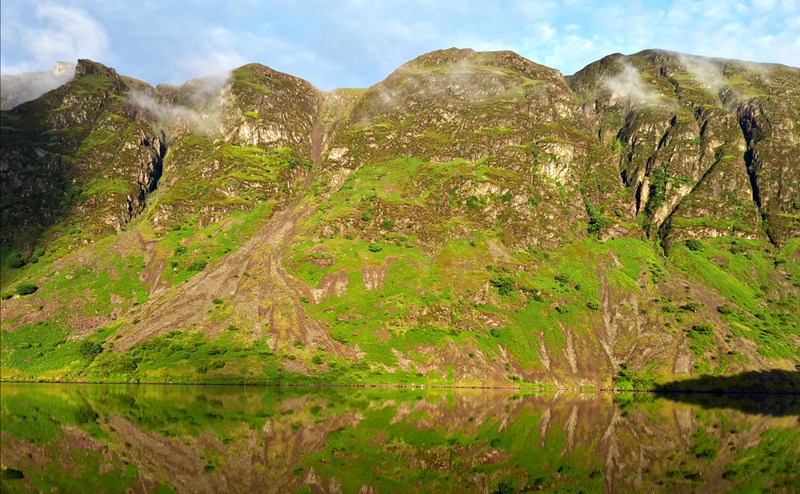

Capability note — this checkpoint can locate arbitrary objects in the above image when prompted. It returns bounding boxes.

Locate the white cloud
[678,54,725,93]
[601,59,661,106]
[1,0,797,90]
[173,27,246,81]
[1,4,109,73]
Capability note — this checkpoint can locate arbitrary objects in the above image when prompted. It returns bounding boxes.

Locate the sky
[1,0,798,90]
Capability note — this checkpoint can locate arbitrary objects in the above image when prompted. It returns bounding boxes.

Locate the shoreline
[2,379,798,395]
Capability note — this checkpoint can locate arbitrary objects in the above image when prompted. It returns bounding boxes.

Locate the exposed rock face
[0,59,166,250]
[1,49,798,388]
[569,50,800,248]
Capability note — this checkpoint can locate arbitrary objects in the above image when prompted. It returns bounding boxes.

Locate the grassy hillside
[1,50,798,389]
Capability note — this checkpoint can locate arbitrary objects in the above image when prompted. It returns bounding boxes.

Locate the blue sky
[1,0,798,90]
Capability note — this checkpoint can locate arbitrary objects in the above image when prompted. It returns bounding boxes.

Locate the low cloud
[370,55,483,114]
[678,54,726,94]
[601,59,660,106]
[0,61,74,110]
[128,73,231,133]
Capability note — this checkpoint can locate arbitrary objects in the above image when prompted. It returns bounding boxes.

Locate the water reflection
[1,384,798,493]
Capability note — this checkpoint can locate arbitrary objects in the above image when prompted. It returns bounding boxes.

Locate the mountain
[1,49,798,389]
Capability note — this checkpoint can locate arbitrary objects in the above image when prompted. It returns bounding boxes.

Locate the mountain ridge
[1,48,798,389]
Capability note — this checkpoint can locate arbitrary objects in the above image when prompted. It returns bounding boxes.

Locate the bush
[361,211,372,222]
[587,301,600,311]
[584,199,609,236]
[679,302,701,312]
[380,219,395,230]
[79,340,103,360]
[2,469,24,480]
[368,243,382,252]
[490,328,501,338]
[685,239,703,251]
[75,405,99,424]
[717,305,734,315]
[311,355,324,365]
[16,283,38,296]
[690,323,713,334]
[554,274,570,284]
[490,276,514,296]
[7,252,25,269]
[466,196,486,210]
[188,259,208,271]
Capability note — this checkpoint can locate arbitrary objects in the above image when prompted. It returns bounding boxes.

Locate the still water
[0,383,798,493]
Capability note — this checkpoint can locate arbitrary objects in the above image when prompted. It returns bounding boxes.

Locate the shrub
[685,239,702,251]
[16,283,38,296]
[690,323,713,334]
[368,243,382,252]
[380,219,395,230]
[490,328,501,338]
[587,301,600,311]
[174,245,187,255]
[311,355,324,365]
[584,199,609,236]
[490,276,514,296]
[75,406,99,424]
[1,469,24,480]
[466,195,486,210]
[554,274,570,284]
[79,340,103,360]
[188,259,208,271]
[361,211,372,222]
[7,252,25,269]
[679,302,701,312]
[717,305,734,315]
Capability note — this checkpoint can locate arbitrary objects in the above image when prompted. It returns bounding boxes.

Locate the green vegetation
[1,383,796,494]
[1,50,798,390]
[15,283,38,296]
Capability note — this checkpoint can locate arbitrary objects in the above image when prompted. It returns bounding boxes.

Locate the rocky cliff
[1,49,798,389]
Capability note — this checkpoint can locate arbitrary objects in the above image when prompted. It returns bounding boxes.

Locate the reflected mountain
[1,383,798,493]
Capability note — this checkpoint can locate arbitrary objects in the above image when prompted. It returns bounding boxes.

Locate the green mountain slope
[1,49,798,389]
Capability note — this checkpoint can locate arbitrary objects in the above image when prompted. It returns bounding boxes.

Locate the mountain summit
[1,49,798,390]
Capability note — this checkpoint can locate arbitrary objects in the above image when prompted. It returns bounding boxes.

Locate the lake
[1,383,798,493]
